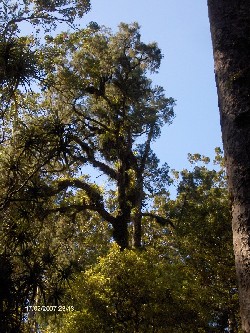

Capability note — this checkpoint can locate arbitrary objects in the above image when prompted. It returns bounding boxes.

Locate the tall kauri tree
[207,1,250,332]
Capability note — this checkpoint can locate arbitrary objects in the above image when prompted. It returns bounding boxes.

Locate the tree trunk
[207,1,250,332]
[112,218,129,250]
[132,180,144,248]
[133,211,142,248]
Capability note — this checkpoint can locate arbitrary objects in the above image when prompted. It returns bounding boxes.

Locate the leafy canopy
[14,22,175,248]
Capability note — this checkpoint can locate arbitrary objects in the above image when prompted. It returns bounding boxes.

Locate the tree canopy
[3,22,175,249]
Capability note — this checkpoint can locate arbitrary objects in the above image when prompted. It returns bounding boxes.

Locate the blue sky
[81,0,222,171]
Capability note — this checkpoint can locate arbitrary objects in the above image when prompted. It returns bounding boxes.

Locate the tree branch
[139,125,154,173]
[0,148,59,211]
[43,178,117,225]
[141,212,175,229]
[68,135,118,180]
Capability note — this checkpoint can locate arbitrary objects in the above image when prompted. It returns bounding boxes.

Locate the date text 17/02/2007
[25,305,75,312]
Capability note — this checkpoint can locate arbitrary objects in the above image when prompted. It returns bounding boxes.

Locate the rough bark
[132,205,143,249]
[207,1,250,332]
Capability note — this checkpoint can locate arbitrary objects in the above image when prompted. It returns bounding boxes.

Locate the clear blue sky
[81,0,222,171]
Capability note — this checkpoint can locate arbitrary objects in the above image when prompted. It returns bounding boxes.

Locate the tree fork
[207,1,250,332]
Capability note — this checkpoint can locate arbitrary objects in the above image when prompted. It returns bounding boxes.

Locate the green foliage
[43,151,241,333]
[147,151,241,330]
[45,245,207,333]
[0,0,91,38]
[0,168,111,331]
[0,117,110,331]
[0,36,38,87]
[0,0,91,120]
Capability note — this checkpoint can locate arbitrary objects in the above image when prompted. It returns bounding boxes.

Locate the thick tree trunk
[207,1,250,332]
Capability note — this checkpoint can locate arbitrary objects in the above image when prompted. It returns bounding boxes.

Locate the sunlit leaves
[48,244,208,333]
